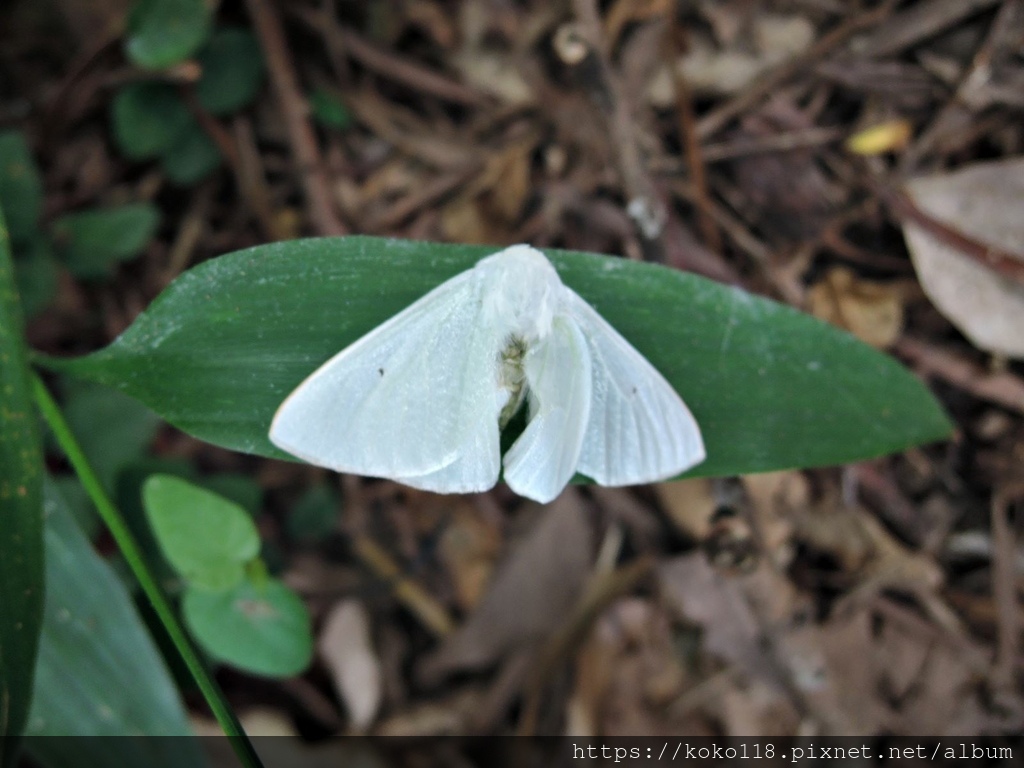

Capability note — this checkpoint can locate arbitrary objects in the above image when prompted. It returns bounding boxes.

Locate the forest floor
[3,0,1023,742]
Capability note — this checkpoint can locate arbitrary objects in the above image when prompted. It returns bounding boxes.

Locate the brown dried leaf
[419,492,594,680]
[653,478,716,539]
[658,553,772,681]
[318,600,383,730]
[903,157,1024,358]
[438,500,502,611]
[807,266,904,348]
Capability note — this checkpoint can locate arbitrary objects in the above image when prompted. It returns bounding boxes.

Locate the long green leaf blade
[25,480,204,768]
[45,236,953,477]
[0,205,44,767]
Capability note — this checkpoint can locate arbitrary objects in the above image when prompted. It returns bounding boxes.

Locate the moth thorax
[497,335,529,428]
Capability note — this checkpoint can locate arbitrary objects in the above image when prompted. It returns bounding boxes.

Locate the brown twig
[695,0,899,140]
[896,336,1024,415]
[569,0,665,258]
[666,16,720,254]
[288,5,491,108]
[351,534,455,638]
[990,483,1023,692]
[163,180,214,283]
[517,555,655,735]
[244,0,346,236]
[901,0,1024,171]
[873,181,1024,285]
[232,116,292,241]
[847,0,1003,59]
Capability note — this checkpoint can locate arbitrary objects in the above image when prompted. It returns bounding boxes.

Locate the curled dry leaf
[653,477,717,540]
[902,157,1024,358]
[808,266,904,348]
[318,600,383,731]
[419,492,594,682]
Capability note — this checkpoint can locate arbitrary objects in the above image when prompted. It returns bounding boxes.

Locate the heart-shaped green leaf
[125,0,211,70]
[45,236,953,478]
[52,203,160,278]
[111,83,193,161]
[143,474,260,591]
[195,28,265,116]
[183,576,312,677]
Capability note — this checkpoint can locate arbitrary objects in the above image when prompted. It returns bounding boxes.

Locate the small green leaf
[196,27,265,115]
[48,237,953,479]
[60,380,161,492]
[0,202,44,764]
[125,0,211,70]
[26,480,201,765]
[183,576,313,677]
[111,83,192,160]
[309,87,351,131]
[52,203,160,278]
[143,474,260,591]
[0,131,44,244]
[13,235,58,318]
[287,483,339,543]
[162,123,221,186]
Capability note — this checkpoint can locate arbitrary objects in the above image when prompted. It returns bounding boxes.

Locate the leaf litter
[6,0,1024,743]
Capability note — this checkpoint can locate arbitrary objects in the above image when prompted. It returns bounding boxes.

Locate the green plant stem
[31,373,264,768]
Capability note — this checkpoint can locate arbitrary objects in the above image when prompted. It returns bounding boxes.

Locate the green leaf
[196,28,265,115]
[125,0,211,70]
[46,236,953,478]
[309,87,351,131]
[183,576,312,677]
[0,131,43,244]
[111,83,192,161]
[143,474,260,591]
[13,236,58,318]
[26,480,203,767]
[60,380,161,491]
[0,202,44,764]
[52,203,160,278]
[162,124,221,186]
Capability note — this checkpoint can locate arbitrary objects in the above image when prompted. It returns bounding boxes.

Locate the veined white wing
[503,316,592,503]
[563,289,705,486]
[270,269,508,490]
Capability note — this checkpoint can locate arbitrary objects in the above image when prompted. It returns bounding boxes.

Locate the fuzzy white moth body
[269,245,705,503]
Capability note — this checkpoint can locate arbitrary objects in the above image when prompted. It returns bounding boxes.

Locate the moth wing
[270,270,507,491]
[563,289,705,486]
[503,316,592,504]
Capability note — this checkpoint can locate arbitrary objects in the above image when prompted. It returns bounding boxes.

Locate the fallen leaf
[658,553,772,683]
[318,600,383,730]
[808,266,904,347]
[419,492,594,681]
[653,477,716,539]
[438,500,502,611]
[903,157,1024,358]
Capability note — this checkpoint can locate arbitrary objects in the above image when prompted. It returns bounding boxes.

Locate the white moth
[270,245,705,503]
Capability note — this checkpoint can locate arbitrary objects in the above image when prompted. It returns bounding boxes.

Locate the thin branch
[666,17,720,254]
[872,180,1024,285]
[244,0,346,236]
[695,0,899,140]
[568,0,667,257]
